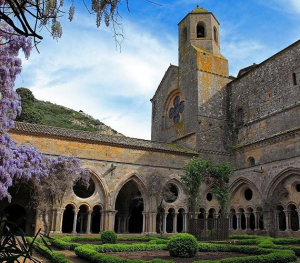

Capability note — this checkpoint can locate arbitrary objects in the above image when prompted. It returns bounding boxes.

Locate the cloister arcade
[2,167,300,236]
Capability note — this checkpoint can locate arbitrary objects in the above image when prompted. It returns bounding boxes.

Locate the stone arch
[112,172,148,211]
[230,178,261,199]
[61,201,77,210]
[113,172,148,234]
[196,21,206,38]
[266,167,300,199]
[83,168,109,207]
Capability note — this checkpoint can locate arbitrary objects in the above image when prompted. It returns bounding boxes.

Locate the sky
[15,0,300,140]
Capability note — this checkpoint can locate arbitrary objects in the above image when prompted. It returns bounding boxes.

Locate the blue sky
[15,0,300,139]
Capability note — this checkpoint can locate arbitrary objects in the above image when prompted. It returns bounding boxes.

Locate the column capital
[283,210,291,215]
[73,209,80,214]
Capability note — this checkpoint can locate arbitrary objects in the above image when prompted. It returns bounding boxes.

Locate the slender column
[236,213,241,230]
[254,212,259,230]
[124,215,130,233]
[163,213,167,233]
[53,208,64,234]
[244,213,250,230]
[72,209,80,233]
[183,213,188,232]
[117,215,122,233]
[100,211,104,232]
[142,212,146,233]
[283,210,291,231]
[86,210,92,234]
[296,210,300,231]
[274,213,279,230]
[173,213,178,233]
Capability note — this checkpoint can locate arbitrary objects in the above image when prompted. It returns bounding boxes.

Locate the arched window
[213,26,218,43]
[247,157,255,167]
[293,73,298,86]
[237,108,244,125]
[197,22,205,38]
[182,27,187,43]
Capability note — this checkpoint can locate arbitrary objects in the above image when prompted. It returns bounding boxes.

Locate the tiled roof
[12,122,198,155]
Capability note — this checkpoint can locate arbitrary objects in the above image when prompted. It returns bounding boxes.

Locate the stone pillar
[283,210,291,231]
[151,212,158,234]
[100,211,104,232]
[183,212,188,232]
[86,210,92,234]
[274,213,280,230]
[117,215,123,233]
[236,213,241,230]
[53,208,64,234]
[142,212,146,233]
[245,213,250,230]
[254,212,259,230]
[227,214,233,230]
[124,215,130,233]
[103,210,117,231]
[163,213,167,233]
[173,213,178,233]
[296,210,300,231]
[72,209,80,233]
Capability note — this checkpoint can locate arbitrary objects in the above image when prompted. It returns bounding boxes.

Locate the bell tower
[179,5,221,59]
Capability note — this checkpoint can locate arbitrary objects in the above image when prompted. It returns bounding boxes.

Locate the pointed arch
[266,167,300,199]
[112,171,149,211]
[84,168,109,203]
[230,177,261,200]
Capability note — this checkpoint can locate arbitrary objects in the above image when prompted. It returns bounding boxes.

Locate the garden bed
[106,250,247,262]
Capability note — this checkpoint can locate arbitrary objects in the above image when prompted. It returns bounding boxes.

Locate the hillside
[15,88,123,136]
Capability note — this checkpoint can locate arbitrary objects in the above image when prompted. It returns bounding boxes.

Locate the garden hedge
[27,237,70,263]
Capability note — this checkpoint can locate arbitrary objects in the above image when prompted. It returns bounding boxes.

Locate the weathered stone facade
[151,6,300,236]
[2,6,300,237]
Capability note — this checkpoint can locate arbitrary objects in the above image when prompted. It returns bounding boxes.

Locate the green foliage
[75,245,172,263]
[16,107,44,123]
[29,237,70,263]
[15,87,119,134]
[16,87,35,106]
[197,240,297,263]
[182,158,210,214]
[210,162,233,216]
[167,233,198,258]
[182,157,233,216]
[101,230,117,244]
[50,237,81,250]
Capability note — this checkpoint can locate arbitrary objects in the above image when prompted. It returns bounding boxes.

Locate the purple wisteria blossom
[0,22,88,202]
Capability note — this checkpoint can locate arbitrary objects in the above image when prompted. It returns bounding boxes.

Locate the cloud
[222,38,272,77]
[15,13,178,140]
[260,0,300,14]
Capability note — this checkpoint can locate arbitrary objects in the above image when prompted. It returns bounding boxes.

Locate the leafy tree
[181,158,210,217]
[16,87,35,107]
[181,157,233,218]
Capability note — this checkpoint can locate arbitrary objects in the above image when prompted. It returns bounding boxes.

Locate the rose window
[169,96,185,124]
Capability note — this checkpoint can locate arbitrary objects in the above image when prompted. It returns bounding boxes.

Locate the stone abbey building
[3,6,300,237]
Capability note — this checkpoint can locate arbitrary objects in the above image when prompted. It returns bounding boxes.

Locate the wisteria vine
[0,22,88,202]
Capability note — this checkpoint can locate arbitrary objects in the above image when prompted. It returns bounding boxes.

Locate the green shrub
[101,230,117,244]
[167,233,198,258]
